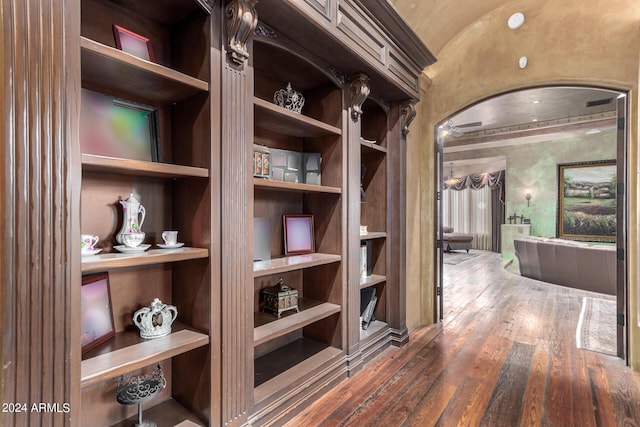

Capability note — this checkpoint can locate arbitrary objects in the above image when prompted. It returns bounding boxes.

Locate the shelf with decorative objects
[81,247,208,273]
[76,0,215,425]
[81,323,209,388]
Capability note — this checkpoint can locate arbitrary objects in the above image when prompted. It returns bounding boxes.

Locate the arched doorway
[434,85,628,359]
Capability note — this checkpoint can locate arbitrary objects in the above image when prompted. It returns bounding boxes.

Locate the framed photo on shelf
[81,272,115,354]
[80,88,160,162]
[113,24,155,62]
[283,214,315,255]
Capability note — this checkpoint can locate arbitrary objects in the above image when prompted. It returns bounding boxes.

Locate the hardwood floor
[285,251,640,426]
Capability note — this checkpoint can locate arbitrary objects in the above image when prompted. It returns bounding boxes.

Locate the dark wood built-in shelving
[253,178,342,194]
[360,274,387,289]
[81,327,209,388]
[360,231,387,240]
[254,300,341,346]
[254,97,342,137]
[81,247,208,273]
[82,154,209,178]
[360,140,387,154]
[81,37,209,103]
[110,399,205,427]
[253,253,342,278]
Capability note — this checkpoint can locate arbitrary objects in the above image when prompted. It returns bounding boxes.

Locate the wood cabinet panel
[337,2,386,65]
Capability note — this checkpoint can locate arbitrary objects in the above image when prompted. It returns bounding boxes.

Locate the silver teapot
[133,298,177,339]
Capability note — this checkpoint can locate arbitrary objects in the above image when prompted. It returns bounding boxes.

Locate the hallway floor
[285,251,640,426]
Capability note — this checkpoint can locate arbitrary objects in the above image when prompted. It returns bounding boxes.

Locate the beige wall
[397,0,640,369]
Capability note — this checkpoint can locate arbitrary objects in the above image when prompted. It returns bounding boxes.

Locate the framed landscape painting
[557,160,616,242]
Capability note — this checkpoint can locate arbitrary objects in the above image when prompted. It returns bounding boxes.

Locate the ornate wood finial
[349,73,370,121]
[401,100,417,137]
[225,0,258,66]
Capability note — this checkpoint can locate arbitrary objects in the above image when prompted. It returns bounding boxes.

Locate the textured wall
[445,130,617,238]
[394,0,640,368]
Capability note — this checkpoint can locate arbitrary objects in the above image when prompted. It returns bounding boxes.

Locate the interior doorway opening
[434,85,628,361]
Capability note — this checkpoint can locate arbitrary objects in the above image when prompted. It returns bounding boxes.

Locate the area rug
[576,296,616,356]
[443,251,479,265]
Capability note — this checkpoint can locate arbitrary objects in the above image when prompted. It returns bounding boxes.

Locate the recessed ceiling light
[532,118,538,122]
[532,100,540,104]
[508,12,525,30]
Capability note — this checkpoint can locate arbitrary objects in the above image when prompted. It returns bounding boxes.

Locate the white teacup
[121,232,145,248]
[81,234,99,253]
[162,230,178,246]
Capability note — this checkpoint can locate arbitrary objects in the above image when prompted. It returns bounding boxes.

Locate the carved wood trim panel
[2,0,81,425]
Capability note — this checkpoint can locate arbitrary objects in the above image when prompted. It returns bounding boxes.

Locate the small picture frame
[113,24,155,62]
[81,272,115,354]
[80,88,160,162]
[283,214,315,255]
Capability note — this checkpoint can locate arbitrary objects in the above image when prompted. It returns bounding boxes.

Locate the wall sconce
[525,189,532,206]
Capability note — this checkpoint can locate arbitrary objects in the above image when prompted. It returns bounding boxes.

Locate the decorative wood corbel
[349,73,370,121]
[225,0,258,66]
[401,99,417,137]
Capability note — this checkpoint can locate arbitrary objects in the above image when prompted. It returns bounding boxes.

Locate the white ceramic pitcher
[116,193,146,244]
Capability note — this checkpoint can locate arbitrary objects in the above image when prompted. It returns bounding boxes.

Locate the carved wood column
[346,73,370,373]
[2,0,81,425]
[220,1,257,425]
[387,99,416,345]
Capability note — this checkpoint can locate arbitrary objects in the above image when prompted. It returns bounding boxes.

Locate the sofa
[443,226,474,252]
[513,236,616,295]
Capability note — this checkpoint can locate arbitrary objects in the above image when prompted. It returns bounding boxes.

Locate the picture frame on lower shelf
[283,214,315,255]
[80,88,160,162]
[113,24,155,62]
[81,272,115,354]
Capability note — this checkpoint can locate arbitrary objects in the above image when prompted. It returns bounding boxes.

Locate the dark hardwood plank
[285,251,640,427]
[519,340,550,427]
[481,342,535,426]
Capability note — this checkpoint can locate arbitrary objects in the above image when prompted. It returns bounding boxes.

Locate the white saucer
[114,244,151,253]
[157,242,184,249]
[81,248,102,257]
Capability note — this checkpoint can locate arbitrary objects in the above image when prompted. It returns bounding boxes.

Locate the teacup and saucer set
[81,234,102,257]
[157,230,184,249]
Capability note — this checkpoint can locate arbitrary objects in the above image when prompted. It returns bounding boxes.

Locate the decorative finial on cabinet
[225,0,258,66]
[401,100,417,137]
[349,73,370,121]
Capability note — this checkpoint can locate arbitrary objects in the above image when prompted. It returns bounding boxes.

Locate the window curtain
[444,170,505,252]
[443,186,493,250]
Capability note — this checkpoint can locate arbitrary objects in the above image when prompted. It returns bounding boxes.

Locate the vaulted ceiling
[391,0,509,57]
[390,0,623,151]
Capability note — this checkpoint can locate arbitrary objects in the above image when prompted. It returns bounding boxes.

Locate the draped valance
[444,170,505,191]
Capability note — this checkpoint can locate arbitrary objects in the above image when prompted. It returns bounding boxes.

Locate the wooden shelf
[253,253,341,278]
[82,247,209,273]
[254,97,342,137]
[111,398,205,427]
[359,320,389,345]
[360,274,386,289]
[360,140,387,154]
[254,299,341,346]
[254,178,341,194]
[82,154,209,178]
[81,37,208,104]
[254,339,343,403]
[360,231,387,240]
[81,326,209,388]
